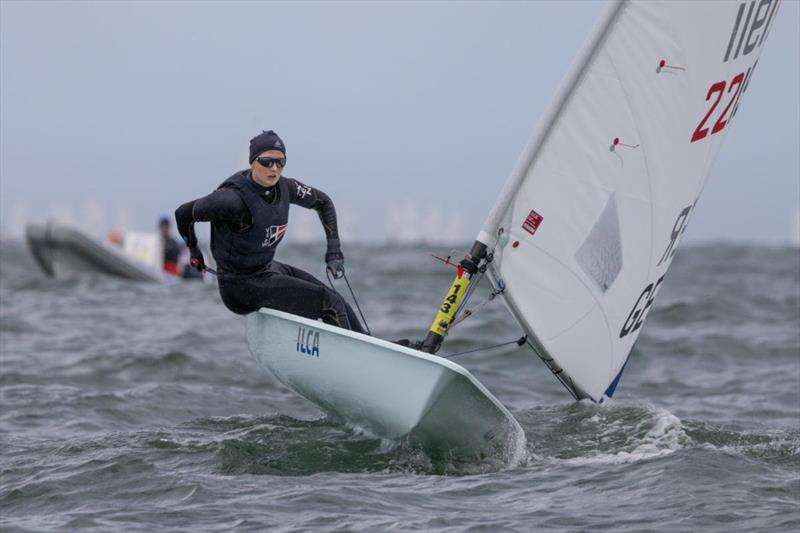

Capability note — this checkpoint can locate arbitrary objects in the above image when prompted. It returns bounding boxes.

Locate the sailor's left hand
[325,251,345,279]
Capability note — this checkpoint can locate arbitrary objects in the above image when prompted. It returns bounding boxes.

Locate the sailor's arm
[174,189,249,248]
[286,178,344,276]
[286,179,340,245]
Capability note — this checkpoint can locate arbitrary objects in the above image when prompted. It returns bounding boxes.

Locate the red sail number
[691,71,745,143]
[691,81,725,143]
[712,72,745,134]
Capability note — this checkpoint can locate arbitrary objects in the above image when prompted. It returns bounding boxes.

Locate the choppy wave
[1,239,798,530]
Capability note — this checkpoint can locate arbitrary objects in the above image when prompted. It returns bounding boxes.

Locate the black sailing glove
[325,238,345,279]
[325,251,345,280]
[189,246,206,273]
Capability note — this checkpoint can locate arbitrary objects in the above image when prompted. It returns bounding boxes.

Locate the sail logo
[619,274,666,339]
[723,0,779,63]
[522,210,543,235]
[262,224,287,247]
[296,326,320,357]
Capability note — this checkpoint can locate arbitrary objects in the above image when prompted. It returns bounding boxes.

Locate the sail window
[574,193,623,293]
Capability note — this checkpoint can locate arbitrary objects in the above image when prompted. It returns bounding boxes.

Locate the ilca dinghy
[247,0,779,457]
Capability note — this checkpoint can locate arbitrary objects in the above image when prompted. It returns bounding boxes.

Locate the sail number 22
[691,0,780,143]
[690,70,748,143]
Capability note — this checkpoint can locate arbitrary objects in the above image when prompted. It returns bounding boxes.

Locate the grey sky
[1,0,798,245]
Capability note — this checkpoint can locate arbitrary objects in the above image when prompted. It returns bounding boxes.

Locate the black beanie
[249,130,286,163]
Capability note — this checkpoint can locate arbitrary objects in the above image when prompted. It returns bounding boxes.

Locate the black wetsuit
[175,170,365,333]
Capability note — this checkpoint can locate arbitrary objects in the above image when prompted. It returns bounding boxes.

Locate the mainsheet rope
[442,336,528,359]
[326,269,372,336]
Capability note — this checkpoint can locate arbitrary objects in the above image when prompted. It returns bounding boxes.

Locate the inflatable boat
[25,221,166,281]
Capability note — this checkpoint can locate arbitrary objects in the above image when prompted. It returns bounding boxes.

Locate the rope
[327,269,371,335]
[442,336,527,359]
[459,268,484,311]
[342,272,371,335]
[447,283,504,331]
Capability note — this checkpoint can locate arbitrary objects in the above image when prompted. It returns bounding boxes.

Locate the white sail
[477,0,780,401]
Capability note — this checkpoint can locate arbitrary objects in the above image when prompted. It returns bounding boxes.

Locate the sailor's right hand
[325,251,345,279]
[189,247,205,272]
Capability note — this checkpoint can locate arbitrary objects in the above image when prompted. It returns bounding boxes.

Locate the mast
[419,241,486,354]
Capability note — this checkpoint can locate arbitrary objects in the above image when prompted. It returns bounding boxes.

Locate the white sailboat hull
[246,308,524,458]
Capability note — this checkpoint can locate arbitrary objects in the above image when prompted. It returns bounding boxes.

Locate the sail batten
[479,0,778,401]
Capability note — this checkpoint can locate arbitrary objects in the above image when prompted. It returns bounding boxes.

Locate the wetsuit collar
[247,170,277,198]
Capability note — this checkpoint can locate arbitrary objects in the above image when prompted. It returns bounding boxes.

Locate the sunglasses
[256,156,286,169]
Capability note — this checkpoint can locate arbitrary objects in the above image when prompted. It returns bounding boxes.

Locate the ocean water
[1,238,798,531]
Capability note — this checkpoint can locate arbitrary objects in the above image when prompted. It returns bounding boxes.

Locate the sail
[477,0,780,401]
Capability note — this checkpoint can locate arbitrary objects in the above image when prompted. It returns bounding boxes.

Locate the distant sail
[477,0,780,401]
